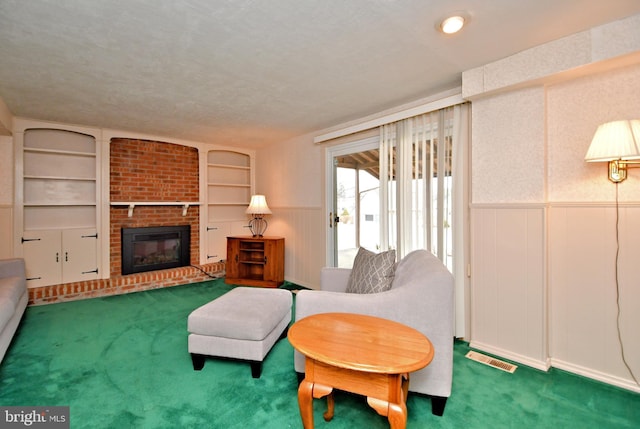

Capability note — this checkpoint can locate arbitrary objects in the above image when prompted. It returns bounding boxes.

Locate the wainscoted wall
[548,204,640,390]
[0,206,12,260]
[254,131,325,289]
[0,137,12,259]
[465,16,640,392]
[470,204,547,370]
[267,206,324,289]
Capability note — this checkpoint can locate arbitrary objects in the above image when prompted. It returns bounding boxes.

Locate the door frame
[324,136,379,267]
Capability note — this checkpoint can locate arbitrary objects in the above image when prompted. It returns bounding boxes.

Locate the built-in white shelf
[24,175,96,181]
[25,202,96,206]
[23,147,96,157]
[208,163,251,170]
[110,201,202,217]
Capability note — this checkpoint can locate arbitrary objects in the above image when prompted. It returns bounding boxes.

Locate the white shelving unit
[23,137,97,230]
[205,150,253,261]
[18,127,100,287]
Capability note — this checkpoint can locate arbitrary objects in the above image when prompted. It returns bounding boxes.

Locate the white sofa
[294,249,454,416]
[0,258,28,364]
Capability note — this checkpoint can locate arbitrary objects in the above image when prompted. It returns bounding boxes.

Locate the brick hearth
[28,263,224,305]
[28,138,226,306]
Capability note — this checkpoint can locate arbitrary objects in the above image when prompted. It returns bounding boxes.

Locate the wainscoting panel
[470,205,548,370]
[549,204,640,391]
[0,206,13,259]
[268,206,324,289]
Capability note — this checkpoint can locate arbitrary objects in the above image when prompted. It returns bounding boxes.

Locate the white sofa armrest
[319,267,351,292]
[0,259,26,280]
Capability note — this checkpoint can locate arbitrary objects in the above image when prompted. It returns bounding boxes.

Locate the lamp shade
[246,195,272,215]
[585,119,640,162]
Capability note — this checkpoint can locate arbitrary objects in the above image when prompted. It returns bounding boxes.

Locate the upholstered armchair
[293,249,454,416]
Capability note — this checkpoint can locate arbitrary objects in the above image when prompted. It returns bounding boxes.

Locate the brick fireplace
[28,138,225,305]
[110,138,201,275]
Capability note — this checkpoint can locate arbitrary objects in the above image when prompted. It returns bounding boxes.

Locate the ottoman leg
[191,353,205,371]
[250,361,263,378]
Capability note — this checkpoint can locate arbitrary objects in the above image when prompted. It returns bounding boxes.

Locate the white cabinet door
[22,230,62,287]
[206,221,251,262]
[206,222,229,262]
[21,228,99,287]
[62,228,99,283]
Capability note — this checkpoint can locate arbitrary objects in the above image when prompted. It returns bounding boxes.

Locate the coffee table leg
[298,379,315,428]
[387,402,408,429]
[321,390,334,421]
[368,398,408,429]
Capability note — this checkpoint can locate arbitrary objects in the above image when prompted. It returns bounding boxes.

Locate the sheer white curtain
[379,103,469,272]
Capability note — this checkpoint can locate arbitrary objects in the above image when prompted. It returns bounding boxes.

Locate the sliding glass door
[326,137,380,267]
[324,103,470,337]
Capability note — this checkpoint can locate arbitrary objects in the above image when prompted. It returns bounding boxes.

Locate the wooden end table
[288,313,434,429]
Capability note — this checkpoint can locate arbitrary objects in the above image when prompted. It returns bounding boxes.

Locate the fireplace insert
[121,225,190,275]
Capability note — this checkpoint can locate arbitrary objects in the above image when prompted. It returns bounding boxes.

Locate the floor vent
[465,351,517,373]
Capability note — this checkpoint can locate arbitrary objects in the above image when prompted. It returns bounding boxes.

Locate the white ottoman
[187,287,292,378]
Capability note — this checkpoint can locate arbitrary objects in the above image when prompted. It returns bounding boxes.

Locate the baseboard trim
[469,341,640,393]
[550,358,640,393]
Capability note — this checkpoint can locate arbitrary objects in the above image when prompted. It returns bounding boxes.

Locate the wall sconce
[246,195,272,237]
[584,119,640,387]
[585,119,640,182]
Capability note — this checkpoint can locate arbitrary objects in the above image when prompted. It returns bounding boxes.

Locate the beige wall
[547,63,640,202]
[0,136,13,259]
[545,63,640,388]
[467,15,640,391]
[471,87,546,203]
[0,136,12,205]
[256,132,325,288]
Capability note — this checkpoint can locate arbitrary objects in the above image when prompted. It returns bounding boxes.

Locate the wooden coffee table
[288,313,434,429]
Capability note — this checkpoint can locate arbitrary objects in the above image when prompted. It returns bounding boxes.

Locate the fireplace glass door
[121,225,190,275]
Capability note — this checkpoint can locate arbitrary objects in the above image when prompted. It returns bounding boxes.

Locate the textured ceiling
[1,0,640,148]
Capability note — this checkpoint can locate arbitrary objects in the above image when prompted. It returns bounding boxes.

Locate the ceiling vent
[465,351,518,373]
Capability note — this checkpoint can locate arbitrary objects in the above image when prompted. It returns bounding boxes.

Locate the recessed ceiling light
[441,15,465,34]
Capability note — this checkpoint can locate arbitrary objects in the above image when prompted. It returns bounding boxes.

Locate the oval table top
[288,312,433,374]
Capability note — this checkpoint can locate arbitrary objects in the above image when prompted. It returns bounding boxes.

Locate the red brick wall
[110,138,200,276]
[110,138,199,202]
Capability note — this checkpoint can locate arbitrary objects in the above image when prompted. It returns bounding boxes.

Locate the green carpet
[1,280,638,428]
